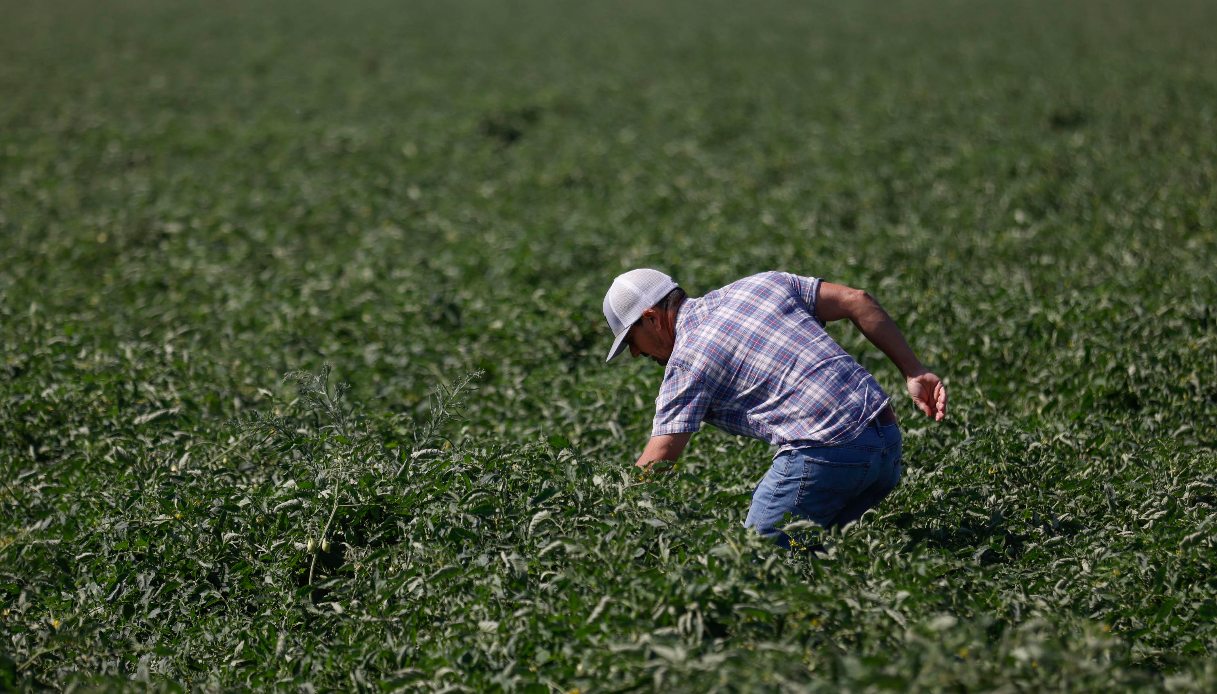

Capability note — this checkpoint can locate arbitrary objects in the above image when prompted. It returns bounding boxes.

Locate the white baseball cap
[602,268,679,362]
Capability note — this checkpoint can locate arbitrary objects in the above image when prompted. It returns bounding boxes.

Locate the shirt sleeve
[785,273,825,326]
[651,365,711,436]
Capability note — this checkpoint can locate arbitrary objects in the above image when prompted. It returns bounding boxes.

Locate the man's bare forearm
[849,292,927,378]
[847,290,948,421]
[634,432,692,470]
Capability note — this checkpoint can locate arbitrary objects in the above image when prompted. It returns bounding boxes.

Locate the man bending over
[601,269,946,546]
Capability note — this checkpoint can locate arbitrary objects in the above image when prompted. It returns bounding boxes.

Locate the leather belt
[873,404,898,427]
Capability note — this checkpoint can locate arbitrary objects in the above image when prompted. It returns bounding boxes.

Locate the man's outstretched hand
[636,458,678,478]
[906,371,947,421]
[634,432,692,471]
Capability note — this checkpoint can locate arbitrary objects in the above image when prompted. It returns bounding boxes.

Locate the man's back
[656,271,890,449]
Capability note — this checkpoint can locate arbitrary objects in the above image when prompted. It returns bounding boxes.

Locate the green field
[3,0,1216,690]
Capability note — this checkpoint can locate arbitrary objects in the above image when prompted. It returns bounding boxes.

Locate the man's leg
[747,442,877,546]
[748,425,898,546]
[828,424,903,528]
[744,452,804,548]
[829,460,901,528]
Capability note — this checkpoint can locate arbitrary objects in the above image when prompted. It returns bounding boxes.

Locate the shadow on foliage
[479,106,542,146]
[892,510,1084,564]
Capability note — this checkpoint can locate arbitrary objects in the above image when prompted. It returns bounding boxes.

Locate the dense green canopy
[2,0,1215,690]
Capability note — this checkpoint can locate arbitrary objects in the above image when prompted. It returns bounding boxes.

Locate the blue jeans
[744,421,902,547]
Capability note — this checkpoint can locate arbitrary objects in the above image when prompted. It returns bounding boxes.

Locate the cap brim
[606,329,630,362]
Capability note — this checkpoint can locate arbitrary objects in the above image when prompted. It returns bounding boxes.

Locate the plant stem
[308,483,342,587]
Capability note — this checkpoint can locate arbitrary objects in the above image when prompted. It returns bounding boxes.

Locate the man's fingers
[909,384,928,417]
[909,375,947,421]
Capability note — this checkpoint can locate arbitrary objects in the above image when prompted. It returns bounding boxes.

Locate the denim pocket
[800,459,870,496]
[790,457,873,526]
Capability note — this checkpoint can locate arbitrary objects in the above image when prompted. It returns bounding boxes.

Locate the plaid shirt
[652,272,890,451]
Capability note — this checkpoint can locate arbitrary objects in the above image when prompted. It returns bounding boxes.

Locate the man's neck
[667,296,687,339]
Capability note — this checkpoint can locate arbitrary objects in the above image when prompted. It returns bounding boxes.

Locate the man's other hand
[907,372,947,421]
[634,432,692,470]
[636,459,678,476]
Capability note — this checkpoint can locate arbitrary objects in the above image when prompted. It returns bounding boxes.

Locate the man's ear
[639,307,659,325]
